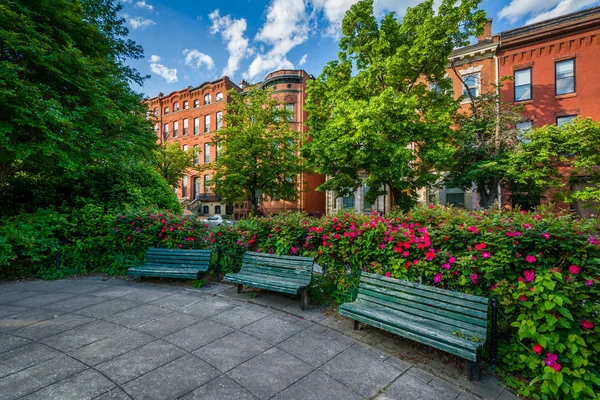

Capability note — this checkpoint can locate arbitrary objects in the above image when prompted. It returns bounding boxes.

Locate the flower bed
[112,206,599,398]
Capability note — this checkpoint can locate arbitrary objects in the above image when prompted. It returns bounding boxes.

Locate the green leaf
[552,373,563,388]
[543,280,556,290]
[544,301,555,310]
[558,307,574,321]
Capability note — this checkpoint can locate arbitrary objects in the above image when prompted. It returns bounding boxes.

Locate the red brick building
[145,70,326,218]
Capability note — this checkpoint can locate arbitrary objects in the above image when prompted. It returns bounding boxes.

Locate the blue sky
[120,0,600,97]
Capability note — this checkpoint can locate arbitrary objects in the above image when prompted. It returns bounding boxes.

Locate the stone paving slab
[0,277,517,400]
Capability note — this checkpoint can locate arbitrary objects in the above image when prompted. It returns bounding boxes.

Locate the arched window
[164,107,169,115]
[194,99,200,108]
[183,100,189,109]
[173,102,179,111]
[204,93,211,105]
[216,92,223,101]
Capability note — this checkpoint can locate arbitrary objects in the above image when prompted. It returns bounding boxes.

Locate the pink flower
[518,295,528,302]
[516,253,522,258]
[428,204,434,209]
[588,236,599,246]
[541,232,550,239]
[481,251,491,259]
[522,223,532,229]
[448,257,456,264]
[470,273,479,284]
[580,320,594,330]
[545,353,561,372]
[434,273,442,283]
[524,270,535,283]
[426,251,436,261]
[441,263,451,270]
[385,272,392,278]
[467,226,479,234]
[472,255,477,261]
[379,244,386,249]
[291,247,297,254]
[533,344,543,355]
[525,255,537,263]
[490,284,497,291]
[569,265,581,275]
[178,244,183,248]
[401,251,409,257]
[585,280,594,286]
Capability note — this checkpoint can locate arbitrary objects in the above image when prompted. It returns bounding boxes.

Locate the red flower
[474,243,487,251]
[525,255,537,263]
[532,344,543,355]
[569,265,581,275]
[518,295,528,302]
[524,270,535,283]
[580,320,594,330]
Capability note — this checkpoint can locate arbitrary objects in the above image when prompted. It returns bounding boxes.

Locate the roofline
[146,76,235,102]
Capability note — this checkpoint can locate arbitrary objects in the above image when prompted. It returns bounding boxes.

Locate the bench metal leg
[237,284,243,294]
[354,320,360,331]
[300,288,308,310]
[466,359,480,381]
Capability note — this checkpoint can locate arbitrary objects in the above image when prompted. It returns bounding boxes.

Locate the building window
[556,59,575,95]
[204,93,211,105]
[557,115,576,126]
[204,143,210,163]
[429,83,441,93]
[154,124,159,136]
[216,111,222,130]
[204,174,210,193]
[363,184,371,210]
[193,177,200,199]
[285,103,295,122]
[516,121,533,143]
[173,121,179,138]
[173,102,179,112]
[462,73,480,98]
[164,107,169,115]
[153,108,158,115]
[183,118,189,136]
[182,176,188,198]
[204,115,210,133]
[163,123,169,140]
[514,68,532,101]
[446,188,465,208]
[342,196,355,209]
[216,92,223,101]
[183,145,188,152]
[183,101,189,109]
[145,110,151,118]
[193,118,199,136]
[193,145,199,165]
[215,205,221,214]
[203,205,209,214]
[216,141,222,160]
[194,99,200,108]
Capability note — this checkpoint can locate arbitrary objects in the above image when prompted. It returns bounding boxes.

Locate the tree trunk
[477,178,500,209]
[250,193,258,216]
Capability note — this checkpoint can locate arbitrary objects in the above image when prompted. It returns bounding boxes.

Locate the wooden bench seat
[338,272,489,380]
[224,251,313,309]
[127,248,212,280]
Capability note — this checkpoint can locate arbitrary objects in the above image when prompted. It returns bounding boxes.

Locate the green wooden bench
[127,248,212,280]
[224,251,314,310]
[338,272,489,380]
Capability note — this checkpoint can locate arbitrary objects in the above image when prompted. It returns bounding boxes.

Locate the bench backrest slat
[358,272,489,340]
[241,252,313,276]
[144,248,212,269]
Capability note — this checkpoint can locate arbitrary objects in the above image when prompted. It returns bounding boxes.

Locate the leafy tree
[0,0,154,186]
[302,0,486,209]
[509,118,600,208]
[153,143,199,188]
[444,80,525,208]
[208,88,303,215]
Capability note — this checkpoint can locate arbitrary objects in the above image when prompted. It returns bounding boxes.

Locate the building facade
[145,70,326,218]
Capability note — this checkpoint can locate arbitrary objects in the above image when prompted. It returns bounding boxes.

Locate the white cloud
[183,49,215,70]
[149,55,177,83]
[525,0,599,24]
[298,54,308,66]
[127,16,156,30]
[135,1,154,12]
[244,0,309,80]
[209,9,251,78]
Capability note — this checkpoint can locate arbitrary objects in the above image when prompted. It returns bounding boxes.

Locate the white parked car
[203,214,235,228]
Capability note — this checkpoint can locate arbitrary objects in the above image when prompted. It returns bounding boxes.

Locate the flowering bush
[110,205,599,398]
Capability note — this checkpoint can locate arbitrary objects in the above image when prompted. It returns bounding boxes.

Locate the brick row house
[328,6,600,215]
[145,70,326,218]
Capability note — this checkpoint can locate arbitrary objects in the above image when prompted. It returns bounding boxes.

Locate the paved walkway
[0,276,517,400]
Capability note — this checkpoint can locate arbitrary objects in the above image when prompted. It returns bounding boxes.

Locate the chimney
[478,19,492,43]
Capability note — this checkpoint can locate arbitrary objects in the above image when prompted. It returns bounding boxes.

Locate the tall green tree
[303,0,486,209]
[0,0,155,186]
[208,88,303,215]
[444,80,525,208]
[154,143,199,188]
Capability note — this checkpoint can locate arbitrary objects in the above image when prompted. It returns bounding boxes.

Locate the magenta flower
[448,257,456,264]
[441,263,451,270]
[482,251,491,259]
[524,270,535,283]
[580,320,594,330]
[291,247,297,254]
[470,273,479,284]
[379,244,386,249]
[545,353,561,372]
[586,280,594,286]
[569,265,581,274]
[588,236,599,246]
[385,272,392,278]
[525,255,537,263]
[434,273,442,283]
[541,232,550,239]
